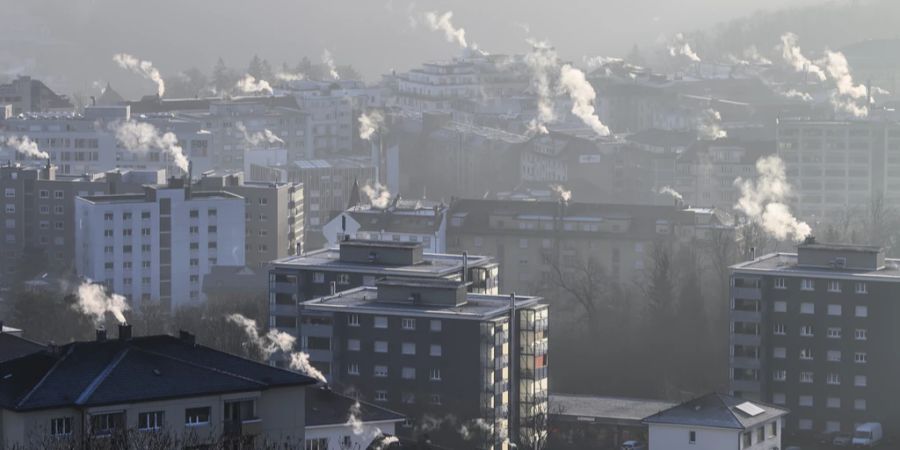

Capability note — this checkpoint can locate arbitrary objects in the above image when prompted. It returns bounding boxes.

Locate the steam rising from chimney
[235,74,274,95]
[226,314,326,382]
[113,53,165,97]
[235,122,284,147]
[362,182,391,208]
[558,64,610,137]
[658,186,683,202]
[735,155,811,242]
[668,33,701,62]
[696,109,727,140]
[823,50,869,117]
[321,49,340,80]
[346,401,400,449]
[112,120,189,172]
[525,40,559,134]
[74,281,130,325]
[359,110,385,141]
[551,184,572,202]
[780,89,813,102]
[425,11,468,48]
[778,33,827,82]
[5,136,49,159]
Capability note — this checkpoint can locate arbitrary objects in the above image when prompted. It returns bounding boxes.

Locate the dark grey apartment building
[729,238,900,437]
[298,277,548,450]
[267,239,499,346]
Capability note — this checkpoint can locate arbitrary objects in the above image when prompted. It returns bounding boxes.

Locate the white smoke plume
[424,11,468,48]
[778,33,827,82]
[321,49,340,80]
[734,155,811,242]
[346,401,400,449]
[658,186,684,202]
[235,122,285,147]
[226,314,326,382]
[780,89,813,102]
[112,120,189,172]
[74,281,130,325]
[362,182,392,208]
[524,40,559,134]
[551,184,572,202]
[359,110,385,141]
[275,72,305,82]
[458,418,492,441]
[235,74,274,95]
[113,53,165,97]
[823,50,869,117]
[668,33,701,62]
[871,86,891,97]
[583,55,623,69]
[5,136,49,159]
[742,45,772,65]
[696,109,727,140]
[558,64,610,137]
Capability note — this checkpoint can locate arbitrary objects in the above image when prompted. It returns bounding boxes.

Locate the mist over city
[0,0,898,449]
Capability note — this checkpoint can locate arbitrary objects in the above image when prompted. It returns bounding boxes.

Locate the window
[402,392,415,404]
[430,368,442,381]
[3,188,14,198]
[773,370,786,381]
[757,426,765,442]
[347,339,360,351]
[138,411,164,431]
[827,327,842,338]
[799,348,813,360]
[854,375,867,387]
[688,430,696,444]
[827,304,842,316]
[207,209,217,217]
[855,305,868,317]
[855,352,867,364]
[773,347,786,359]
[827,397,841,408]
[185,407,211,426]
[827,373,841,385]
[39,190,49,199]
[742,431,751,448]
[773,323,786,335]
[519,238,528,249]
[800,371,813,383]
[827,350,842,362]
[363,275,376,286]
[337,273,350,285]
[855,282,867,294]
[348,363,359,375]
[800,302,814,314]
[375,390,387,401]
[374,341,388,353]
[855,329,868,340]
[800,325,813,337]
[773,301,787,313]
[769,421,778,437]
[402,367,416,379]
[374,316,388,329]
[430,320,442,332]
[90,412,125,436]
[374,365,388,377]
[430,344,442,357]
[772,393,786,405]
[798,419,813,430]
[312,272,325,283]
[347,314,359,326]
[827,280,841,292]
[774,277,786,289]
[430,394,442,405]
[855,399,867,410]
[402,342,416,355]
[801,279,814,290]
[402,318,416,330]
[50,417,72,436]
[304,438,329,450]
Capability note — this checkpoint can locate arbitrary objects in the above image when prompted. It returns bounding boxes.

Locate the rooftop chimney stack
[96,327,107,342]
[330,281,337,296]
[118,323,132,341]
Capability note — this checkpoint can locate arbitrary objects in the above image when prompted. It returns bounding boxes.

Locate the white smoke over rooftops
[113,53,165,97]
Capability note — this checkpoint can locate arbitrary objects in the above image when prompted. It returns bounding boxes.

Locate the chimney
[96,327,107,342]
[330,281,337,296]
[462,251,469,283]
[118,323,132,341]
[179,330,196,345]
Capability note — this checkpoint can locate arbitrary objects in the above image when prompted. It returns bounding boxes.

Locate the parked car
[852,422,883,447]
[621,440,646,450]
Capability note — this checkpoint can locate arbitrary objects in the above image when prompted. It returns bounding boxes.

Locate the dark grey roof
[0,333,317,411]
[344,209,444,234]
[0,333,45,363]
[550,394,676,423]
[643,393,788,430]
[305,387,404,427]
[732,253,900,279]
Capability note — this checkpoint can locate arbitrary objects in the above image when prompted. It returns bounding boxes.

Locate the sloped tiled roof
[305,387,405,427]
[0,332,45,363]
[643,393,788,430]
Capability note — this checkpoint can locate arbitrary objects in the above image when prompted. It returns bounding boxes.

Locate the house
[549,394,676,450]
[643,393,788,450]
[305,386,405,450]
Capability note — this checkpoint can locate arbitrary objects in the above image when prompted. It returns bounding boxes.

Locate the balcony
[731,310,762,323]
[270,304,297,316]
[732,333,761,346]
[730,379,761,394]
[731,356,761,369]
[732,287,762,300]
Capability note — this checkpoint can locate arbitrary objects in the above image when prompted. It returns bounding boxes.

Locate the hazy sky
[1,0,829,97]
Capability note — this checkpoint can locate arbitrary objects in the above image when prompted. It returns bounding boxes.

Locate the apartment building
[673,139,772,211]
[447,198,735,294]
[268,239,499,348]
[321,198,448,253]
[74,179,245,310]
[0,325,317,448]
[0,162,161,284]
[0,75,72,115]
[776,118,900,220]
[298,277,548,450]
[195,171,304,266]
[729,238,899,436]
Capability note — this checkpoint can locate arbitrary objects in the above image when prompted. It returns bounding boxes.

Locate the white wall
[648,419,782,450]
[304,421,397,450]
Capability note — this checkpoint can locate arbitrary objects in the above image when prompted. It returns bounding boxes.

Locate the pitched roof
[305,387,405,427]
[550,394,676,423]
[0,333,317,411]
[642,393,788,430]
[0,332,45,363]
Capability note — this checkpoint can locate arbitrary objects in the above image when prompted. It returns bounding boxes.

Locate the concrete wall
[304,421,398,450]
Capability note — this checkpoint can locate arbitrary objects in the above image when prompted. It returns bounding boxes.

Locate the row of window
[347,314,442,332]
[50,406,213,437]
[772,370,867,386]
[773,347,867,363]
[371,389,442,405]
[348,364,442,381]
[773,324,868,340]
[773,301,868,317]
[347,339,442,356]
[773,393,867,410]
[774,277,867,294]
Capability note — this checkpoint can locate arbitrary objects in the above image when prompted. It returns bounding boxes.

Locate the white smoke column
[226,314,326,382]
[5,136,49,159]
[289,352,327,383]
[658,186,683,202]
[424,11,468,48]
[112,121,189,172]
[458,418,492,441]
[668,33,701,62]
[734,155,811,242]
[362,182,391,208]
[781,89,813,102]
[235,122,285,147]
[275,72,305,82]
[74,281,130,325]
[321,50,340,81]
[112,53,165,97]
[558,64,610,137]
[823,50,868,117]
[743,45,772,65]
[359,110,385,141]
[696,109,727,140]
[235,74,274,95]
[778,33,826,82]
[346,402,400,449]
[551,184,572,202]
[524,40,559,134]
[583,55,623,69]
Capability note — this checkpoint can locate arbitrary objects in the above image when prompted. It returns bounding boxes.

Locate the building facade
[729,239,898,436]
[321,199,448,253]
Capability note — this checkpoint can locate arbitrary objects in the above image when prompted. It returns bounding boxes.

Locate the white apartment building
[74,180,245,310]
[322,199,448,253]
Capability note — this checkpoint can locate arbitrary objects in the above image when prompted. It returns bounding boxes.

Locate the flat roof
[302,286,541,320]
[731,253,900,279]
[271,247,495,276]
[550,394,676,423]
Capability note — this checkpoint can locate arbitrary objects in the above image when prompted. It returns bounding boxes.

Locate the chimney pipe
[96,327,107,342]
[118,323,132,341]
[330,281,337,296]
[462,251,468,283]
